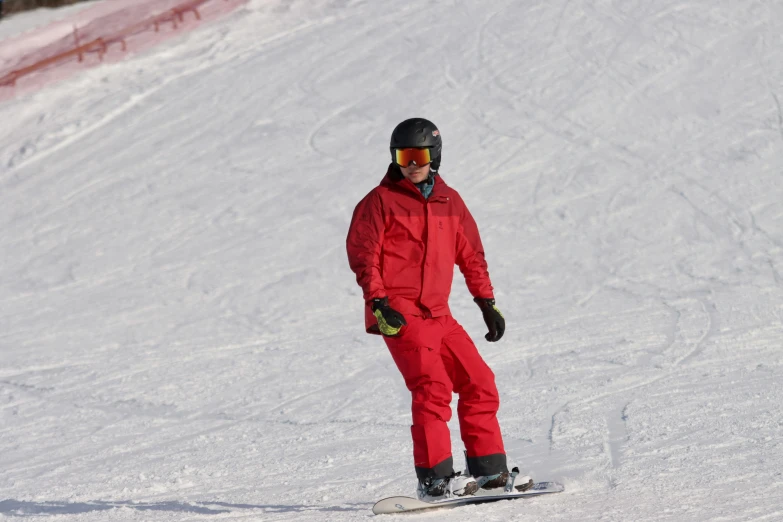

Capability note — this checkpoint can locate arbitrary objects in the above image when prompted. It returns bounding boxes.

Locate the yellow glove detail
[374,309,403,336]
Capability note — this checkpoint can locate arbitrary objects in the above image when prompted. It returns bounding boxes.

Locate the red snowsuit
[346,165,507,479]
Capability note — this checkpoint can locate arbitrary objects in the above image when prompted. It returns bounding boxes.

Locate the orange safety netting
[0,0,245,95]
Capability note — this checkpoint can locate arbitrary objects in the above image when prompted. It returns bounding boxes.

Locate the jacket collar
[380,163,449,201]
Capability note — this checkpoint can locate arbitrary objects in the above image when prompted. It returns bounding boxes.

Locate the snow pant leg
[383,316,454,480]
[439,316,507,477]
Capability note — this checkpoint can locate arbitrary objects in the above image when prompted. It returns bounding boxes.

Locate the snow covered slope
[1,0,782,520]
[0,1,96,43]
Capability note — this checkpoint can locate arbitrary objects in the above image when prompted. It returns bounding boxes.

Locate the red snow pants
[383,314,507,480]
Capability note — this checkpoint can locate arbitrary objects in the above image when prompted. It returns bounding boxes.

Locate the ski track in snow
[1,0,783,520]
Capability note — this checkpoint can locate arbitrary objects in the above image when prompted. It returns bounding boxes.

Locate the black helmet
[390,118,442,171]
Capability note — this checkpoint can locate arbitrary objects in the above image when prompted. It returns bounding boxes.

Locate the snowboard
[372,481,564,515]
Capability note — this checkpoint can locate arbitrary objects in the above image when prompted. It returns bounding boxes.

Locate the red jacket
[346,165,494,334]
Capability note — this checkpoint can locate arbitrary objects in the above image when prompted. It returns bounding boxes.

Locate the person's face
[400,162,430,184]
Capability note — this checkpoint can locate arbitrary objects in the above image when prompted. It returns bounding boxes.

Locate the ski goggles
[393,147,432,167]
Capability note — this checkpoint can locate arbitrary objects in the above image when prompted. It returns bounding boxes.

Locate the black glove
[371,297,407,336]
[474,297,505,342]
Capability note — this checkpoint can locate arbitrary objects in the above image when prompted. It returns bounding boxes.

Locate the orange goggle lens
[394,148,432,167]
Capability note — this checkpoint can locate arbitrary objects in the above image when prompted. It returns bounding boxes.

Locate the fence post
[73,26,84,62]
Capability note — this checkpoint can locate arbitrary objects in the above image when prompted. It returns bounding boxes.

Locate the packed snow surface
[1,0,782,520]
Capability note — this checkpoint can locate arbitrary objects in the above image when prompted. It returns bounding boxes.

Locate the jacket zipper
[420,195,433,319]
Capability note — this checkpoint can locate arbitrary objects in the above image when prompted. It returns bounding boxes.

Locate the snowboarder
[346,118,530,500]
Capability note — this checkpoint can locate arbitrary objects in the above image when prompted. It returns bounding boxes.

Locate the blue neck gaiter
[415,176,435,199]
